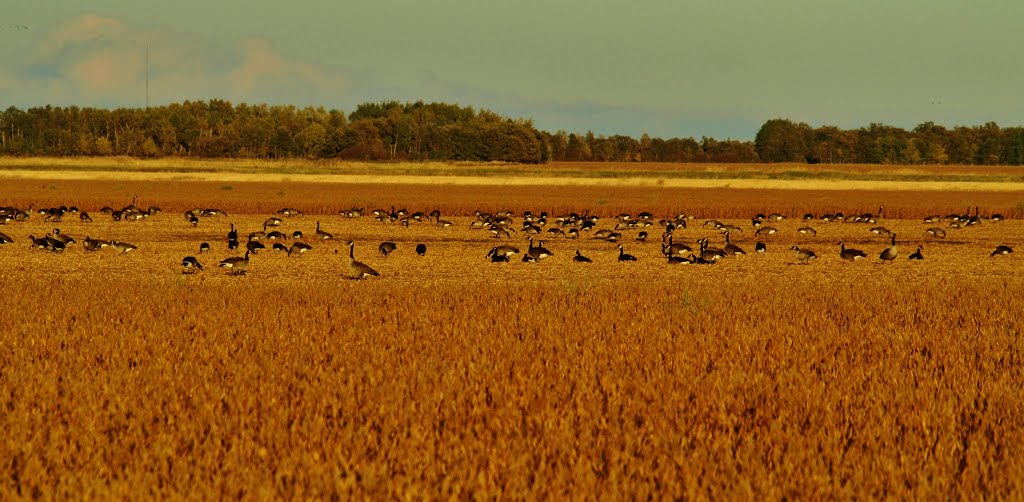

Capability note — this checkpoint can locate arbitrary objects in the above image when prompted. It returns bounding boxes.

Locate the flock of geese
[0,200,1016,279]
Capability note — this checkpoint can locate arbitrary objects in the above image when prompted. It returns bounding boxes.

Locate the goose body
[925,228,946,238]
[723,231,746,256]
[790,246,818,264]
[346,241,379,279]
[181,256,203,273]
[315,221,333,240]
[111,241,137,254]
[289,242,313,256]
[379,242,397,257]
[527,239,553,261]
[755,242,766,253]
[991,245,1013,257]
[908,246,924,261]
[879,233,898,263]
[415,243,427,256]
[573,250,593,263]
[219,250,250,275]
[839,242,867,261]
[0,232,13,245]
[617,245,637,262]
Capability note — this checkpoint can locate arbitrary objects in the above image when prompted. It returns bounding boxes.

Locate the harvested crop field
[2,175,1023,498]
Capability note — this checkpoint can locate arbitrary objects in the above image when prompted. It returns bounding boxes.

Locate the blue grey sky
[1,1,1021,139]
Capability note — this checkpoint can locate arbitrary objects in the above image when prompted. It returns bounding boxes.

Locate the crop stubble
[1,178,1023,498]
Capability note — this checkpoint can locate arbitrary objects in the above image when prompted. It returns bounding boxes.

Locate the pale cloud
[2,14,349,108]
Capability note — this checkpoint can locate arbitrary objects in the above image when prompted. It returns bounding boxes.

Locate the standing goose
[879,233,898,264]
[790,246,818,264]
[379,241,397,257]
[346,241,379,279]
[315,221,333,240]
[723,231,746,256]
[839,242,867,261]
[573,250,593,263]
[662,234,692,257]
[527,239,553,261]
[228,223,238,242]
[181,256,203,273]
[415,243,427,256]
[699,238,726,262]
[219,250,250,275]
[991,245,1013,257]
[909,246,924,261]
[487,245,520,260]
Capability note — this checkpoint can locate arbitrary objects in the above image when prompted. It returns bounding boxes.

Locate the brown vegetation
[1,179,1023,498]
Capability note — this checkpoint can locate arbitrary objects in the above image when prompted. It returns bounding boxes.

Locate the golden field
[1,172,1023,499]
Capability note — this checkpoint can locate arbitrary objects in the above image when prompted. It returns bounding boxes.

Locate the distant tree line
[0,101,1022,164]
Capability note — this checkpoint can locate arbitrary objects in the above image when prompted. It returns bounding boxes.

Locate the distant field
[2,171,1023,498]
[4,156,1024,185]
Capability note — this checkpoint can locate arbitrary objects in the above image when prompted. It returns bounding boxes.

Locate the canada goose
[29,235,49,250]
[292,230,303,239]
[925,228,946,238]
[199,242,210,253]
[689,253,716,265]
[187,212,199,227]
[909,246,924,260]
[528,239,554,261]
[219,250,250,275]
[147,206,161,216]
[246,239,266,254]
[436,214,453,228]
[228,223,238,241]
[111,241,137,254]
[228,238,239,250]
[379,241,397,257]
[288,242,313,256]
[346,241,379,279]
[416,243,427,256]
[249,222,268,241]
[803,213,814,221]
[267,231,287,241]
[272,242,289,252]
[277,208,303,217]
[667,253,690,264]
[662,234,692,257]
[839,242,867,261]
[923,215,941,223]
[767,213,784,221]
[617,244,637,262]
[991,245,1014,257]
[723,231,745,256]
[573,250,593,263]
[51,228,75,246]
[82,236,105,252]
[870,226,890,235]
[636,231,648,242]
[0,232,12,244]
[100,206,114,214]
[967,206,982,226]
[797,227,817,237]
[80,212,92,223]
[265,217,283,227]
[991,213,1004,222]
[754,226,778,237]
[755,242,766,253]
[790,246,818,264]
[491,253,511,263]
[879,233,898,264]
[699,238,726,262]
[181,256,203,273]
[315,221,333,240]
[547,228,565,237]
[201,208,227,217]
[486,245,520,260]
[44,236,66,253]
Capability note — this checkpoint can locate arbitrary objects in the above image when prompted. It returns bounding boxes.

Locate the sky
[1,1,1022,140]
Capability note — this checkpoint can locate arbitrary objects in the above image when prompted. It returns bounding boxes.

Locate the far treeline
[1,101,1022,165]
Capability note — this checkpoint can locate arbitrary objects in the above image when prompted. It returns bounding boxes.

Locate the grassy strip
[1,156,1022,183]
